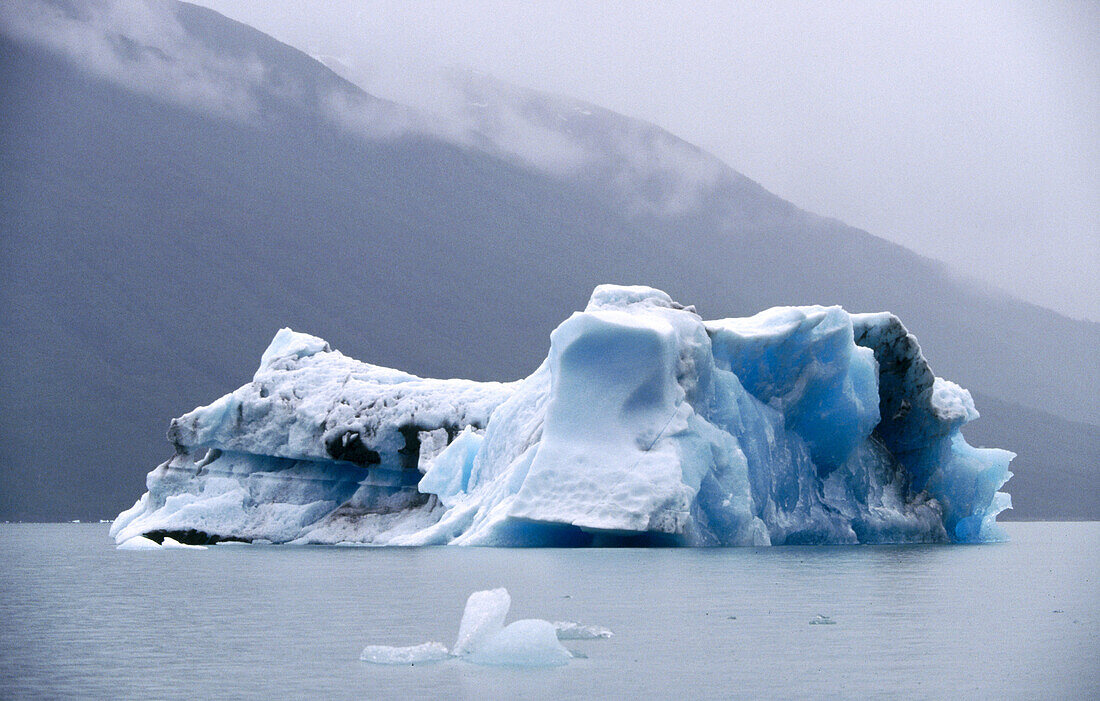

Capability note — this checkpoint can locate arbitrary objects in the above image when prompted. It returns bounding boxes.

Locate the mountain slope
[965,392,1099,520]
[411,69,1100,428]
[0,0,1095,520]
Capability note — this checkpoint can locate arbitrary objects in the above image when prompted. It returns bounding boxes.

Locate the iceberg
[361,588,572,667]
[112,285,1013,547]
[464,619,571,667]
[453,589,571,667]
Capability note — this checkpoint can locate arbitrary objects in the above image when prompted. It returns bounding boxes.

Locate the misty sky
[195,0,1099,322]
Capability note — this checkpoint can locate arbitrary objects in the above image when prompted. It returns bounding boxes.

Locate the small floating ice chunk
[418,426,483,506]
[809,614,836,625]
[365,588,583,668]
[359,642,450,665]
[453,588,511,656]
[116,535,161,550]
[552,621,614,640]
[161,537,207,550]
[465,619,571,667]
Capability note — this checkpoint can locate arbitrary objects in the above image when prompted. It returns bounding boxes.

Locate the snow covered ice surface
[112,285,1013,547]
[361,588,575,667]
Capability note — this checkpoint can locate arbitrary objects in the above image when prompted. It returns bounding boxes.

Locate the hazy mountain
[0,0,1095,521]
[963,392,1099,520]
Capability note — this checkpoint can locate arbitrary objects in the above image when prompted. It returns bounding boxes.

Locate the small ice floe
[809,614,836,625]
[359,642,450,665]
[552,621,614,640]
[464,619,570,667]
[160,537,207,550]
[361,588,585,667]
[451,588,571,666]
[116,535,162,550]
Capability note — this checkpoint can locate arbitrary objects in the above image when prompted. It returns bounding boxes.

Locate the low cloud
[0,0,264,121]
[319,59,729,214]
[1,0,731,218]
[316,61,594,176]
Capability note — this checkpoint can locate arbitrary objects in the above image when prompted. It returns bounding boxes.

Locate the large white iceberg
[111,285,1013,547]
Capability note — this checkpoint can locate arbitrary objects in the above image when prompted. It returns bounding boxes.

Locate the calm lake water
[1,522,1096,700]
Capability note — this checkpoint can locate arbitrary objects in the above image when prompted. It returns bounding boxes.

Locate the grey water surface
[1,522,1097,700]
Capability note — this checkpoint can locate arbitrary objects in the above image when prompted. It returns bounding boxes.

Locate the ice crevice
[113,284,1013,548]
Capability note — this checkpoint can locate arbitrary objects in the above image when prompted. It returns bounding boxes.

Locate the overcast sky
[195,0,1099,322]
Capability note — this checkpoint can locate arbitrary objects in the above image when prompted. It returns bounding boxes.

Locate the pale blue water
[1,522,1096,700]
